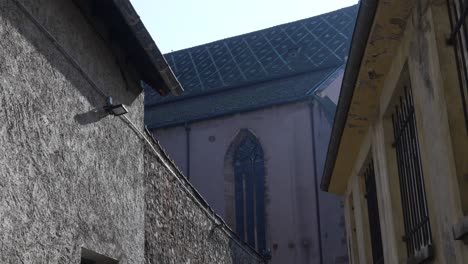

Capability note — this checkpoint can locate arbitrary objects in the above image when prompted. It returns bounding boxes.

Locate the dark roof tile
[144,5,358,127]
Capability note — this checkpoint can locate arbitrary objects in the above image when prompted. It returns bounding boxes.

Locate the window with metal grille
[364,159,384,264]
[391,86,433,261]
[234,131,266,252]
[447,0,468,132]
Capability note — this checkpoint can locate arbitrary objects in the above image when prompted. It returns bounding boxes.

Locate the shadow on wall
[2,1,141,116]
[74,109,106,125]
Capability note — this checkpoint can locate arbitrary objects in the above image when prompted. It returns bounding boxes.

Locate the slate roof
[145,5,358,128]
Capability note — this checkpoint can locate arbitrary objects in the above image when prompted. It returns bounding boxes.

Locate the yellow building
[321,0,468,263]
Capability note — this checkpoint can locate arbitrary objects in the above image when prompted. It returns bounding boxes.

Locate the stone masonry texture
[145,145,265,264]
[0,0,264,263]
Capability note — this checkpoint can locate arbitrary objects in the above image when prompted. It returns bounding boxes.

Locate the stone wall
[0,0,263,263]
[144,137,265,264]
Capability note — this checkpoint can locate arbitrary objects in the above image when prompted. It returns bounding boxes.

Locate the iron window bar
[448,0,468,43]
[391,86,433,261]
[364,159,384,264]
[447,0,468,132]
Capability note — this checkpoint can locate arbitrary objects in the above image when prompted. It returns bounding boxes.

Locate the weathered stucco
[337,0,468,263]
[0,0,263,263]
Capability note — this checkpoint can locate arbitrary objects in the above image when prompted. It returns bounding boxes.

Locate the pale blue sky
[131,0,359,53]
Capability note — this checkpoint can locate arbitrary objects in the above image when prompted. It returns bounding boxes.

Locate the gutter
[320,0,379,192]
[112,0,183,96]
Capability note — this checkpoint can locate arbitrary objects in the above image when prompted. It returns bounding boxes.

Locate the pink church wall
[152,103,342,263]
[150,69,347,264]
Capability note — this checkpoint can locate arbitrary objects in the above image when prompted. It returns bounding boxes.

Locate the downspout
[185,123,191,180]
[309,99,323,264]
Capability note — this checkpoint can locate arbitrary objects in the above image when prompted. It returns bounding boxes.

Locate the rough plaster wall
[407,2,461,262]
[340,1,468,263]
[0,1,263,264]
[144,148,264,264]
[0,0,146,263]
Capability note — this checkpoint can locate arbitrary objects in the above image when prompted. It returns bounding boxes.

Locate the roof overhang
[321,0,414,194]
[73,0,183,96]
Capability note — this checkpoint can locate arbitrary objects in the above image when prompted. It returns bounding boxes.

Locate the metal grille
[364,159,384,264]
[391,86,432,258]
[447,0,468,132]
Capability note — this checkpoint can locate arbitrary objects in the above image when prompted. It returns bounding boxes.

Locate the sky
[131,0,359,53]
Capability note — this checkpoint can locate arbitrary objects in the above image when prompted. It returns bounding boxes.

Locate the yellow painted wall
[342,1,468,263]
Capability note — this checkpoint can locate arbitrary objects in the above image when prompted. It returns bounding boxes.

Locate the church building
[145,5,358,264]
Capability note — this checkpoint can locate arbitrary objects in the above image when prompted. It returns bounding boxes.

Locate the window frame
[346,192,360,264]
[447,0,468,132]
[362,158,384,264]
[445,0,468,242]
[388,84,434,263]
[232,130,267,252]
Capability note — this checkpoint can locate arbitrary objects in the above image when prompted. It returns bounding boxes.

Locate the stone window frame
[360,157,384,264]
[224,128,267,251]
[381,64,435,264]
[444,0,468,242]
[344,192,360,264]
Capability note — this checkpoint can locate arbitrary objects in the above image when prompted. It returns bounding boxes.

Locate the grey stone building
[0,0,264,263]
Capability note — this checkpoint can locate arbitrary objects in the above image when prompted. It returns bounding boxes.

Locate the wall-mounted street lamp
[103,96,128,116]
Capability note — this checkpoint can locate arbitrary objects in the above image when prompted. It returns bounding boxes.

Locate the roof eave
[112,0,183,96]
[320,0,378,193]
[147,97,313,130]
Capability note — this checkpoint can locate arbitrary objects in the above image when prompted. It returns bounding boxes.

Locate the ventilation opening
[81,248,118,264]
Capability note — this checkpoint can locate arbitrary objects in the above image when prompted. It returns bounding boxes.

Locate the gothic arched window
[233,131,266,251]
